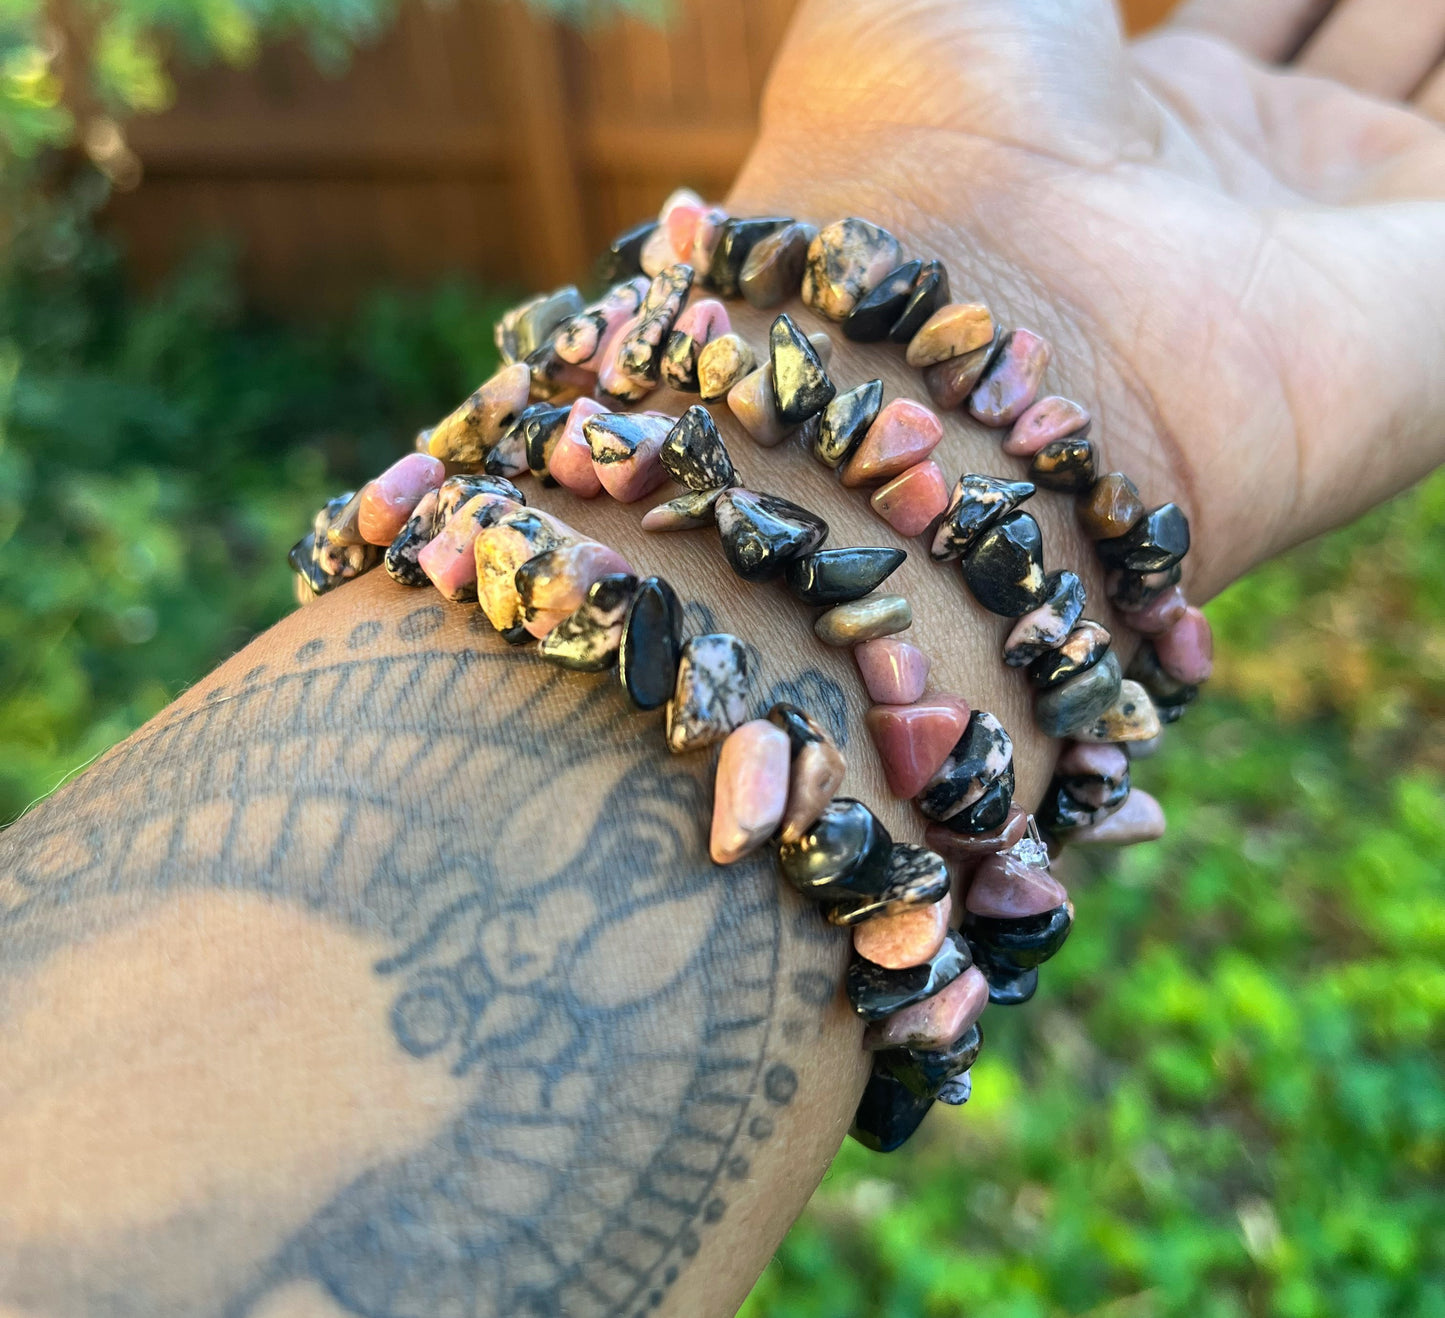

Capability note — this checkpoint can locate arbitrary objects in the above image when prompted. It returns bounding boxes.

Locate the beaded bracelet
[283,186,1209,1150]
[582,189,1211,846]
[496,269,1163,850]
[291,455,1075,1152]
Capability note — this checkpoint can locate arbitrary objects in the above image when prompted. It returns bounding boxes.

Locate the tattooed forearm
[0,588,858,1318]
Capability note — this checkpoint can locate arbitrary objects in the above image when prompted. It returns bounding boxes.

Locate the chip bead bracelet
[585,189,1210,840]
[289,454,1079,1152]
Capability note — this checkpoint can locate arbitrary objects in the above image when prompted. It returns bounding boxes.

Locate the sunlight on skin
[0,891,471,1244]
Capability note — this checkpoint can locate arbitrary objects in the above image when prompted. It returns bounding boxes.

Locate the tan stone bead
[814,594,912,647]
[905,302,995,368]
[739,221,816,309]
[922,328,1002,409]
[697,332,758,402]
[1070,679,1162,743]
[427,361,531,464]
[778,738,847,845]
[1077,472,1144,540]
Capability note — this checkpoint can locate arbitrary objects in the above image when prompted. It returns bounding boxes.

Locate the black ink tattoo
[0,609,851,1318]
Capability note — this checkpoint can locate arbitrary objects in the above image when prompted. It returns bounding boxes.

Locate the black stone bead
[1096,502,1191,572]
[715,488,829,582]
[660,405,737,492]
[850,1067,934,1153]
[770,313,836,424]
[766,701,829,752]
[516,403,570,485]
[915,711,1013,824]
[841,259,921,342]
[962,510,1046,616]
[500,623,532,646]
[708,216,790,296]
[1034,649,1123,738]
[1109,562,1182,611]
[826,843,950,927]
[936,764,1015,835]
[813,379,883,469]
[1028,619,1112,689]
[782,546,907,606]
[1155,694,1194,724]
[1030,436,1097,493]
[538,573,639,672]
[599,220,656,281]
[847,931,971,1022]
[1036,777,1127,833]
[618,575,683,709]
[383,506,435,588]
[888,259,950,344]
[877,1021,982,1100]
[777,797,893,904]
[964,905,1073,969]
[930,473,1036,562]
[977,960,1038,1006]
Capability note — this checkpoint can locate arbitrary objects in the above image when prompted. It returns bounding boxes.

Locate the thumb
[756,0,1153,165]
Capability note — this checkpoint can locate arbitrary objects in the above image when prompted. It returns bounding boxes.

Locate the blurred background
[2,0,1442,1313]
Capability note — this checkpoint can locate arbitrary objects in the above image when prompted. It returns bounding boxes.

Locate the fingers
[1294,0,1445,100]
[1167,0,1334,62]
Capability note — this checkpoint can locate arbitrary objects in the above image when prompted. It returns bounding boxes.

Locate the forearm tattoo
[0,604,848,1317]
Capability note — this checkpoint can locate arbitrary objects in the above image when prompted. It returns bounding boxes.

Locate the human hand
[732,0,1445,598]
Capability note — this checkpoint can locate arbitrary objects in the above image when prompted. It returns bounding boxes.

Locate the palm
[735,0,1445,597]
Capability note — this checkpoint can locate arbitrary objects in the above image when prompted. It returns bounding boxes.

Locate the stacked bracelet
[283,186,1206,1152]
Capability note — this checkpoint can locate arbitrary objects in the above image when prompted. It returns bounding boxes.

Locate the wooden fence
[107,0,1176,309]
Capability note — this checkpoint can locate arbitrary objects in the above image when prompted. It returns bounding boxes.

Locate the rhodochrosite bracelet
[285,190,1210,1150]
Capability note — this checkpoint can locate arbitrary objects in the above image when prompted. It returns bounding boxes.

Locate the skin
[1,1,1443,1314]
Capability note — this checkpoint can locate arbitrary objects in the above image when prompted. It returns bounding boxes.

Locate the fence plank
[108,0,1177,308]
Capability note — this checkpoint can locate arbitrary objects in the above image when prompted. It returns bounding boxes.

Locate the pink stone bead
[416,492,517,601]
[1003,395,1091,458]
[965,854,1068,918]
[1069,789,1166,846]
[968,328,1052,428]
[1057,741,1129,782]
[710,719,791,864]
[727,364,790,447]
[586,414,672,503]
[519,541,633,615]
[853,891,951,970]
[596,312,651,402]
[865,695,971,800]
[870,459,950,537]
[666,202,705,261]
[555,277,649,368]
[689,206,729,271]
[841,398,943,488]
[358,453,445,546]
[549,397,607,497]
[863,964,989,1051]
[855,638,931,704]
[925,804,1029,868]
[671,296,730,347]
[521,607,572,640]
[1156,606,1214,684]
[1131,584,1188,636]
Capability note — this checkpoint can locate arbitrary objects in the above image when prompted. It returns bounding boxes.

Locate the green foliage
[742,478,1445,1316]
[0,210,509,823]
[0,0,399,170]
